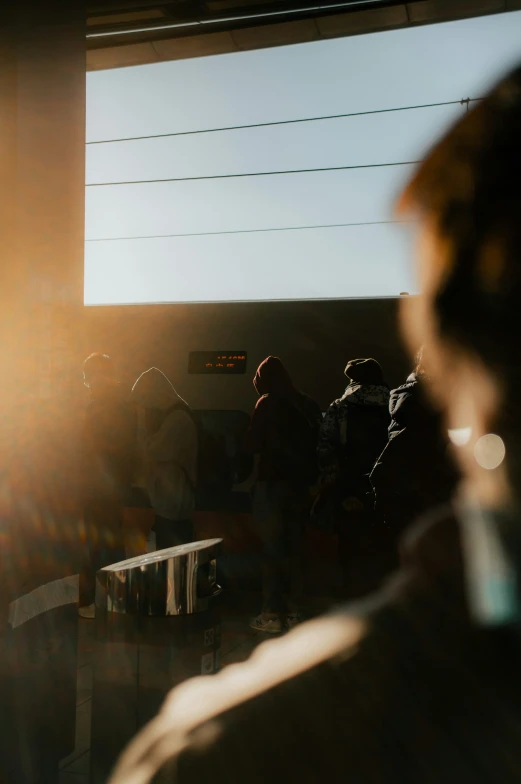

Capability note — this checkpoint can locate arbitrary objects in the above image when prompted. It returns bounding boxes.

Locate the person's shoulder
[390,377,416,398]
[253,394,276,413]
[390,379,417,415]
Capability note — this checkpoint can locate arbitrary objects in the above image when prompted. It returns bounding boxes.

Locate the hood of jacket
[254,356,295,397]
[131,367,186,411]
[339,383,390,408]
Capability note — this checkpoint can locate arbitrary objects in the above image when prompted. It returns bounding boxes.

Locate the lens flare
[448,427,472,447]
[474,434,506,470]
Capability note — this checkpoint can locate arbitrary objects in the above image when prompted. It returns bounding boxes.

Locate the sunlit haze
[85,10,521,305]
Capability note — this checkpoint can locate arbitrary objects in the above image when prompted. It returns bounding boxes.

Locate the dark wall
[82,297,411,412]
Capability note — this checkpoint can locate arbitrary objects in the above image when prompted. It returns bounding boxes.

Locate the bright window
[85,10,521,305]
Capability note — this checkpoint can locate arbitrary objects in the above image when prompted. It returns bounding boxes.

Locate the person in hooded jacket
[318,358,390,491]
[245,356,322,634]
[316,358,390,595]
[371,351,459,544]
[131,368,198,551]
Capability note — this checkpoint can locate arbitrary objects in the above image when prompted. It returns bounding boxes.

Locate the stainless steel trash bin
[90,539,222,784]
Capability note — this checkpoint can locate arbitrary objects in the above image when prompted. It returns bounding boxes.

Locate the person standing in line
[316,358,390,596]
[245,356,322,633]
[80,353,136,619]
[131,367,197,550]
[317,357,390,492]
[388,349,428,438]
[370,349,459,543]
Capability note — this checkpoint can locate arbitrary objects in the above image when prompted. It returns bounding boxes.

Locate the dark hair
[399,65,521,372]
[83,353,114,383]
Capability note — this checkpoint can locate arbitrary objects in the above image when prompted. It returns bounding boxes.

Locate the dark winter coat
[388,371,424,436]
[245,357,322,484]
[371,373,459,531]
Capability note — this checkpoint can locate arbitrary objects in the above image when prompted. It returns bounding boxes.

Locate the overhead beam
[87,0,509,70]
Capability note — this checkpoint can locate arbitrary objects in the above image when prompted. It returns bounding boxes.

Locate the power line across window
[86,159,420,188]
[86,97,478,146]
[85,219,414,243]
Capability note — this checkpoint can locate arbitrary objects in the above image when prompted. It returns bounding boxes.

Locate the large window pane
[85,10,521,305]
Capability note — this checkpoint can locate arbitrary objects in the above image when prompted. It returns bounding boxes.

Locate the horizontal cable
[86,98,479,146]
[86,219,412,243]
[86,159,420,188]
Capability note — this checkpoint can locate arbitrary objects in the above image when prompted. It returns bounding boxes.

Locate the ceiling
[86,0,423,46]
[85,0,516,69]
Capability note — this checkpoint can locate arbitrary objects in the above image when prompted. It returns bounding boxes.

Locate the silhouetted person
[111,65,521,784]
[131,368,197,550]
[389,350,427,438]
[317,358,390,595]
[80,353,136,618]
[318,357,390,484]
[245,356,321,633]
[371,351,459,544]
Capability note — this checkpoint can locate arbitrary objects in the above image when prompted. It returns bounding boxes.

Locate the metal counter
[90,539,223,783]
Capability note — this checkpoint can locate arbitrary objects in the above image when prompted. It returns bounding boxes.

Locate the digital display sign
[188,351,247,375]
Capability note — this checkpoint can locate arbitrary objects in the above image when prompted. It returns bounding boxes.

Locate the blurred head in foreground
[399,66,521,511]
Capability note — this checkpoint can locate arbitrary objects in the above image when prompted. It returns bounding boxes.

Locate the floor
[57,592,294,784]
